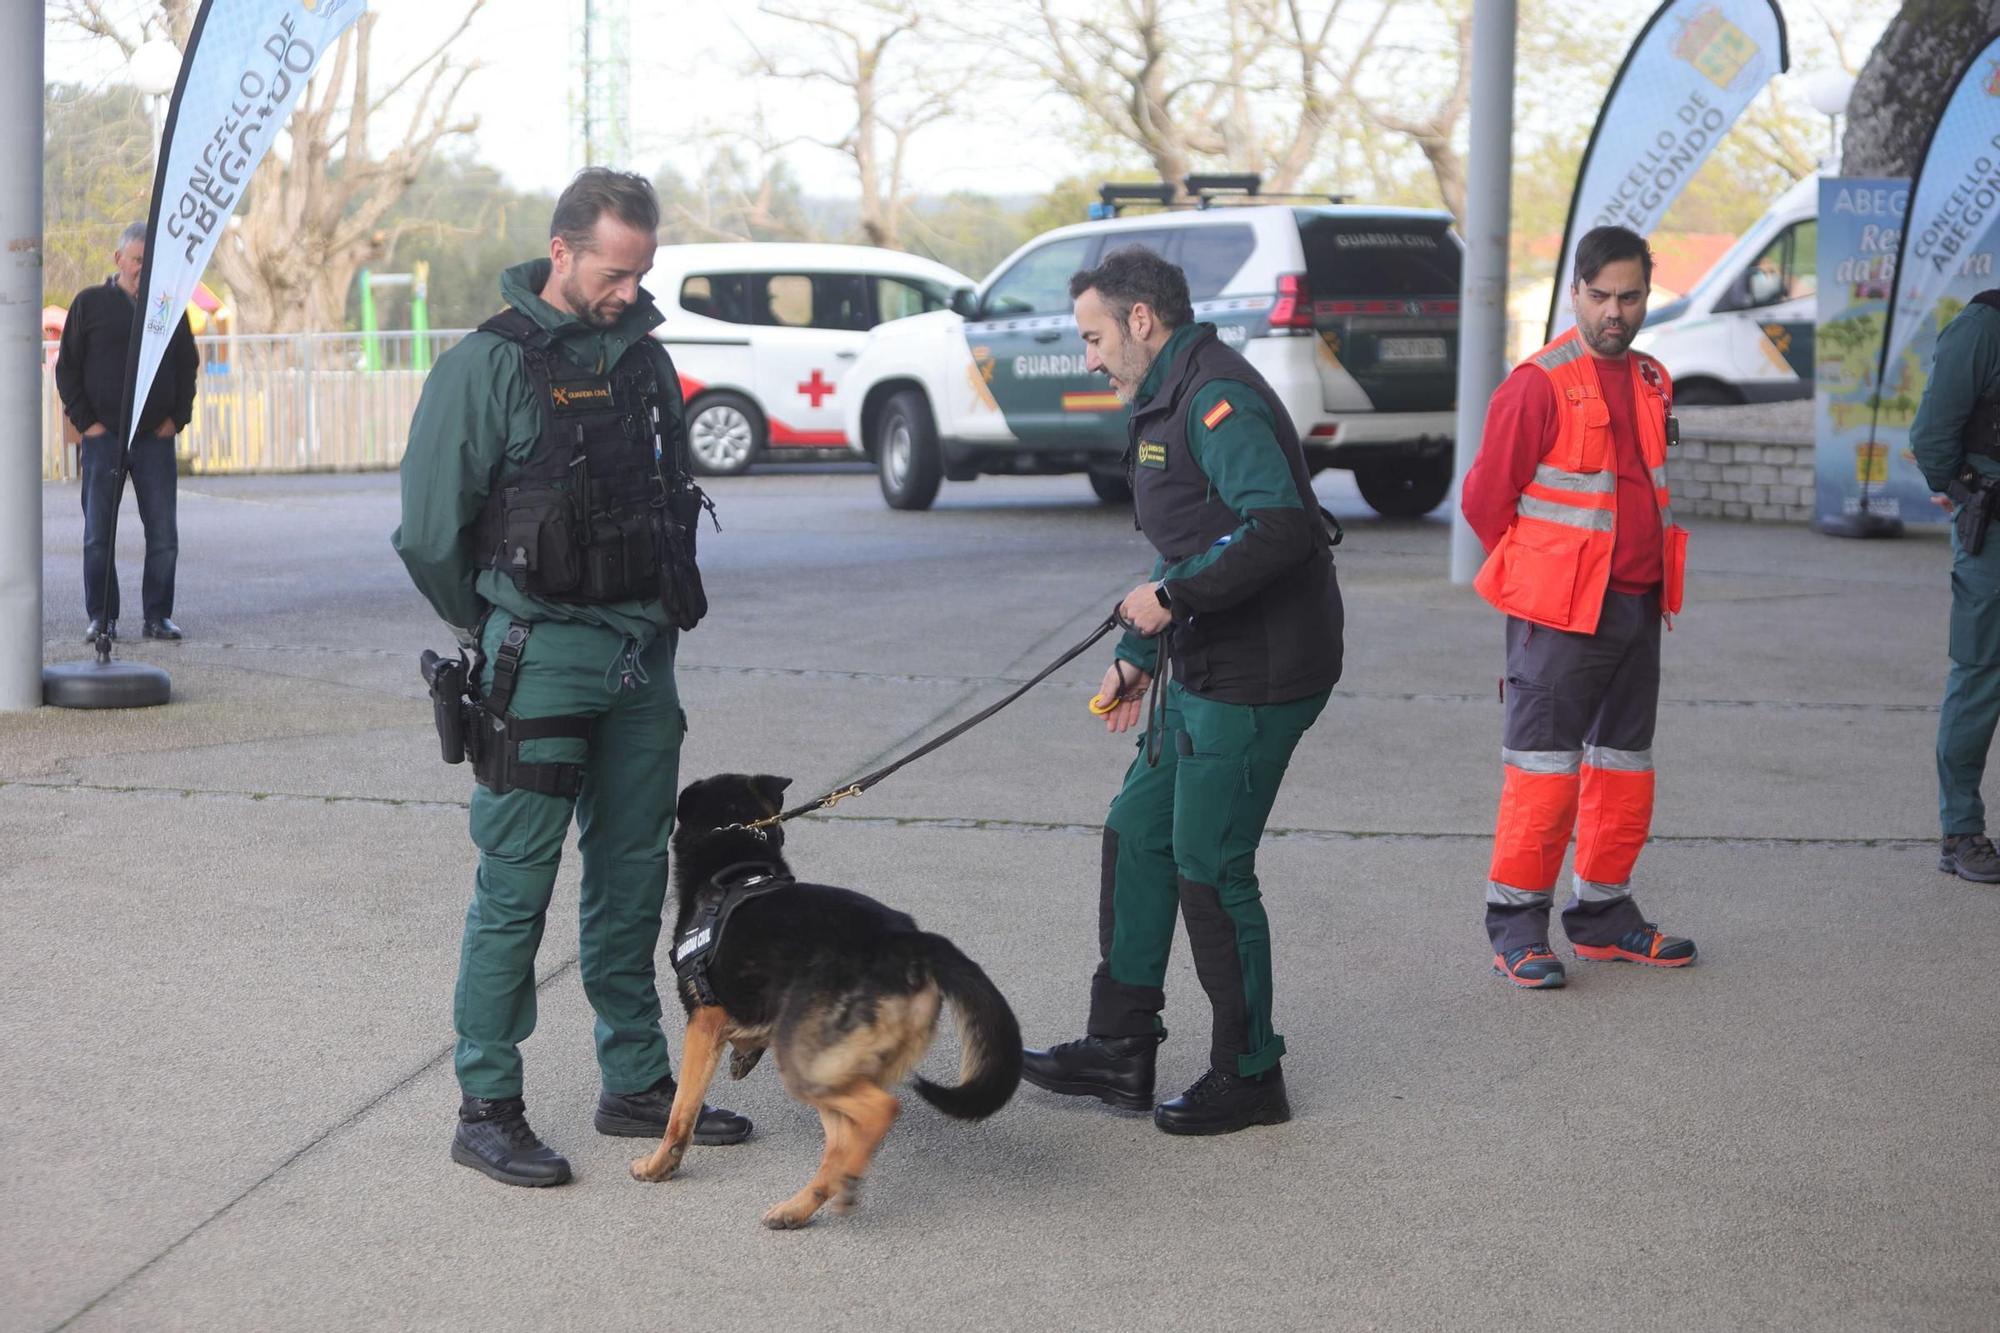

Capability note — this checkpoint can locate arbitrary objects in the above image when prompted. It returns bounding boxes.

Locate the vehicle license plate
[1378,336,1446,362]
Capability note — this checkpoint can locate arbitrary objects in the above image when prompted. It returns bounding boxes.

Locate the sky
[49,0,1894,202]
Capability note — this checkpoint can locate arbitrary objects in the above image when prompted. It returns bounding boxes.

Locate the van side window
[982,237,1094,317]
[1178,226,1256,300]
[682,273,754,325]
[812,274,874,332]
[1733,221,1818,309]
[877,276,950,320]
[762,274,813,327]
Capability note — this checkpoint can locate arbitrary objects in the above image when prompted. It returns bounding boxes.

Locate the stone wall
[1667,399,1816,523]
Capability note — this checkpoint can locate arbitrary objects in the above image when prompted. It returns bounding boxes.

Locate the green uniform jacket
[1113,324,1327,683]
[1912,299,2000,492]
[391,259,683,647]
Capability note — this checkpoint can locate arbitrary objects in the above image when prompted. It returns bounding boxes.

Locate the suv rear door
[1294,213,1461,413]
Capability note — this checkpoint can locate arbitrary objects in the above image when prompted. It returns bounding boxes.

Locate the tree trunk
[1842,0,2000,177]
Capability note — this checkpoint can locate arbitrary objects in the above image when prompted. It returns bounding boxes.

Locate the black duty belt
[670,861,795,1007]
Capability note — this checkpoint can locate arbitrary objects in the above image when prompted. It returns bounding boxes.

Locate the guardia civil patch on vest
[550,381,615,412]
[1201,399,1235,430]
[1136,440,1168,469]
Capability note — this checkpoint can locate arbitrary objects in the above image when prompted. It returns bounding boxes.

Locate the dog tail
[912,933,1022,1121]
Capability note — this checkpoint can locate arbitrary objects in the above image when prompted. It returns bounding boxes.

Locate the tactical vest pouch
[654,489,708,632]
[586,508,658,603]
[498,485,583,596]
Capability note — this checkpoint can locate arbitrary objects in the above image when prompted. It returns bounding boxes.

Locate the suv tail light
[1269,273,1313,331]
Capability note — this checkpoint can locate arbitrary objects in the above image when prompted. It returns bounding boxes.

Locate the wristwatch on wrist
[1154,583,1173,612]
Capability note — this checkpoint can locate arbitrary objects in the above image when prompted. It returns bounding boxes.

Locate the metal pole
[1449,0,1517,584]
[0,2,46,710]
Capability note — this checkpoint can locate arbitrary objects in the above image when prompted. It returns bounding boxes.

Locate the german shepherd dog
[629,774,1023,1228]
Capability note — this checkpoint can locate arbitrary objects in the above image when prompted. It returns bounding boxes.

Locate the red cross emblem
[798,369,836,407]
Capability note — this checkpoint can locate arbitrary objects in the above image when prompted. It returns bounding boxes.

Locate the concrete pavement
[4,467,1997,1331]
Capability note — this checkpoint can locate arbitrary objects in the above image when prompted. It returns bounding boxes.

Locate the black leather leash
[747,606,1129,828]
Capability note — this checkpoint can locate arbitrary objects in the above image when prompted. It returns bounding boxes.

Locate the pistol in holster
[419,649,484,767]
[1948,468,1999,556]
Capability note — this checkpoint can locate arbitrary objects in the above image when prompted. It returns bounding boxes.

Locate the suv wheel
[686,392,762,477]
[876,389,943,511]
[1354,454,1453,518]
[1087,469,1132,504]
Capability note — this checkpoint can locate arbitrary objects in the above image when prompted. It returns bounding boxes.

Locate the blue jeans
[81,432,177,624]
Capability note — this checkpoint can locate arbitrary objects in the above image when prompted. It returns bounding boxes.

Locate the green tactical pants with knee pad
[1087,681,1329,1078]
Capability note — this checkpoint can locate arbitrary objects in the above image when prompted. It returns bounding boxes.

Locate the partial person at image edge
[1910,290,2000,884]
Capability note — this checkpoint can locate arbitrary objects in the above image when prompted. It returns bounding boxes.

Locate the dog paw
[831,1175,861,1214]
[629,1154,678,1183]
[761,1204,814,1230]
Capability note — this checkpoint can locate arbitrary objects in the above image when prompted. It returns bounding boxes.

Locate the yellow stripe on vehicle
[1061,392,1124,412]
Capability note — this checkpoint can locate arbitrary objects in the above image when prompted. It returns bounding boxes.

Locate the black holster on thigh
[471,620,592,799]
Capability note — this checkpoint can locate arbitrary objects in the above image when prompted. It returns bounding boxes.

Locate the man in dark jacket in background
[55,221,198,643]
[1021,246,1343,1136]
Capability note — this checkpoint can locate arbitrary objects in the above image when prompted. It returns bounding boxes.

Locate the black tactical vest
[1126,324,1342,704]
[470,309,704,619]
[1129,325,1321,560]
[1968,290,2000,462]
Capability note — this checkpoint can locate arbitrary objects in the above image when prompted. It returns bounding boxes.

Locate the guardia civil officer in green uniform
[1914,290,2000,884]
[1022,246,1343,1135]
[393,169,749,1188]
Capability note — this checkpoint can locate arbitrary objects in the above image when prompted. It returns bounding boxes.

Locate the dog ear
[749,774,792,814]
[676,779,703,824]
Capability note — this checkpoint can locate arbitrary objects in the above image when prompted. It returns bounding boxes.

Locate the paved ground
[5,464,1996,1332]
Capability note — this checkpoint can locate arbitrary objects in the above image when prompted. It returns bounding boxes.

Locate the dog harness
[671,860,795,1007]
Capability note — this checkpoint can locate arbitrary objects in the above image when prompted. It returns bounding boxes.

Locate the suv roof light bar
[1088,177,1353,219]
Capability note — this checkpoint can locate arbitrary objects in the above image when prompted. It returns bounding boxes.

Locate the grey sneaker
[1940,834,2000,884]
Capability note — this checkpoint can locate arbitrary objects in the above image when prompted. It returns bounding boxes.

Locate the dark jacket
[1911,293,2000,492]
[1118,323,1343,705]
[54,277,198,438]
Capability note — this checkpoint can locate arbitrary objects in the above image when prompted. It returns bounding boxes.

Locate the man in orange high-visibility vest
[1460,226,1695,989]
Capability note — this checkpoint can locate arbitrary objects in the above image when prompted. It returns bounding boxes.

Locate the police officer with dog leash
[1021,246,1343,1135]
[393,168,749,1188]
[1913,290,2000,884]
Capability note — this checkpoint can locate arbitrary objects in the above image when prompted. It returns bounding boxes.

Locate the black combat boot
[594,1073,753,1145]
[1152,1066,1291,1136]
[1020,1033,1163,1111]
[451,1096,571,1187]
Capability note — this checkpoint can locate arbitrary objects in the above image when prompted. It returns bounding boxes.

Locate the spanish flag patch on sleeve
[1201,399,1235,430]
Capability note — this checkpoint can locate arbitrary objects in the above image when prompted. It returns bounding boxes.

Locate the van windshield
[1295,214,1460,296]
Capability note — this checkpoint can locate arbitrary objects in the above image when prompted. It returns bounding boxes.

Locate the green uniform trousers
[1088,681,1329,1078]
[455,615,684,1101]
[1939,522,2000,835]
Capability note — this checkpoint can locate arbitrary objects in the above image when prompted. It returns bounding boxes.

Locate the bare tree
[978,0,1395,201]
[54,1,488,334]
[1349,0,1471,223]
[1843,0,2000,176]
[750,1,955,249]
[659,126,819,244]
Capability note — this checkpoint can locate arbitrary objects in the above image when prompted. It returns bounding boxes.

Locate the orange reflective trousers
[1486,590,1659,953]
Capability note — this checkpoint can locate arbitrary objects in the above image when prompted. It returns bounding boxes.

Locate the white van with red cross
[647,243,976,475]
